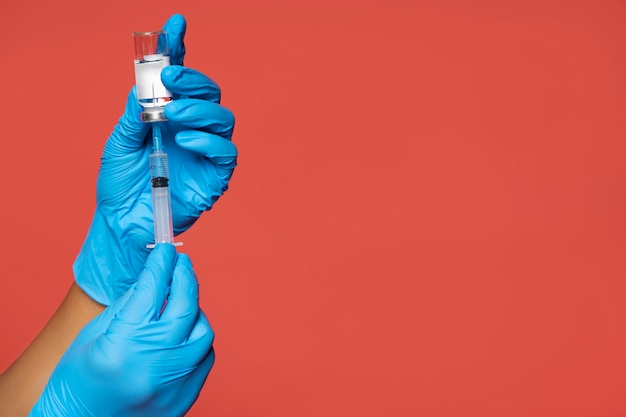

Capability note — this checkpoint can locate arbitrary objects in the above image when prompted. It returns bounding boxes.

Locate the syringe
[147,123,181,248]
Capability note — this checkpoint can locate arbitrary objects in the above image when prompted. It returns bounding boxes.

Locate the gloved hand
[74,13,237,305]
[29,244,215,417]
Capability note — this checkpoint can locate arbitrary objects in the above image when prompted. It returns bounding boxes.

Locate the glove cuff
[73,210,139,306]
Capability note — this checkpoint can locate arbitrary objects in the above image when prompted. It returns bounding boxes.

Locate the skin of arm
[0,283,105,417]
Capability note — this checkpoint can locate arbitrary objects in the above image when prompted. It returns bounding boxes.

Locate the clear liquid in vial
[134,54,173,107]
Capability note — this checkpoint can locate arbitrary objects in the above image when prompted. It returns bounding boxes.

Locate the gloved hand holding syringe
[133,30,181,248]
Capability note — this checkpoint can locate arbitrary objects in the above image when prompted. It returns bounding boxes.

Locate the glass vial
[133,30,173,122]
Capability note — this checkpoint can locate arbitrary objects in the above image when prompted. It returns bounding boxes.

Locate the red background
[1,1,625,416]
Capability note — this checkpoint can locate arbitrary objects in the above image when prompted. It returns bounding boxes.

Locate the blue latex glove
[29,244,215,417]
[74,13,237,305]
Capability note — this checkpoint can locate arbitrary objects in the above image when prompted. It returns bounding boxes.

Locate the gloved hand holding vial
[74,14,238,306]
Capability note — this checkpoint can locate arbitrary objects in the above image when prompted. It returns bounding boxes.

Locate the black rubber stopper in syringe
[151,177,169,188]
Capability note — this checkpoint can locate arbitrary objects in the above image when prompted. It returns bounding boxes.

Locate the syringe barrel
[149,151,174,245]
[149,150,169,178]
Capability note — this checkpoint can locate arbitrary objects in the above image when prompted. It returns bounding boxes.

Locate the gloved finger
[162,66,221,103]
[200,346,216,375]
[164,99,235,139]
[188,310,215,345]
[115,244,177,324]
[159,253,200,343]
[175,131,238,181]
[152,310,214,371]
[184,346,216,388]
[162,14,186,66]
[177,311,215,367]
[101,87,151,158]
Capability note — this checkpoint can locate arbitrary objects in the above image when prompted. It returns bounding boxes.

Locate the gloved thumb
[163,13,186,66]
[114,244,178,324]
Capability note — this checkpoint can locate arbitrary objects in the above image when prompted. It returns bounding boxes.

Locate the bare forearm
[0,282,105,417]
